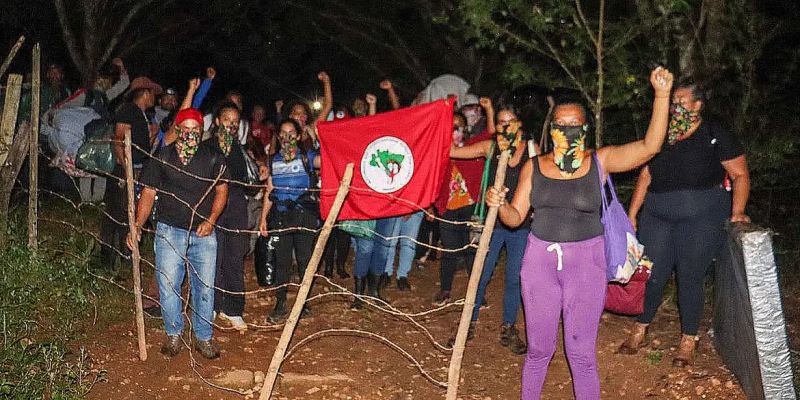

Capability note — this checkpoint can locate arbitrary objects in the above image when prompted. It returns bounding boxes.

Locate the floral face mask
[453,125,465,147]
[667,103,700,145]
[280,135,299,162]
[175,126,201,166]
[550,123,588,175]
[217,124,235,156]
[496,120,522,154]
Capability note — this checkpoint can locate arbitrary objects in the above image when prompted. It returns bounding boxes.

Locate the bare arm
[598,68,673,174]
[179,78,201,111]
[126,187,156,249]
[487,159,533,228]
[627,166,651,230]
[380,80,401,110]
[366,94,377,116]
[450,140,491,159]
[105,58,130,101]
[722,155,751,222]
[196,183,228,237]
[113,123,130,166]
[479,97,495,134]
[314,71,333,126]
[259,176,274,236]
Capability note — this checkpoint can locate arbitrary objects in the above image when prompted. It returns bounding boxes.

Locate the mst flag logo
[360,136,414,193]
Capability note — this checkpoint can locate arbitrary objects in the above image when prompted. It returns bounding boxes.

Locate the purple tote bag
[594,154,640,282]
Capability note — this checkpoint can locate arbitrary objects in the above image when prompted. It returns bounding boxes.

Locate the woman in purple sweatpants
[486,67,674,399]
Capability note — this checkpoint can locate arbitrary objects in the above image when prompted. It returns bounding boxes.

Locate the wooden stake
[0,74,22,168]
[0,36,24,80]
[446,150,511,400]
[259,163,354,400]
[28,44,40,250]
[124,131,147,361]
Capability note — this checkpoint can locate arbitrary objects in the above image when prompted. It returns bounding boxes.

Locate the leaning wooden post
[28,44,40,250]
[259,163,354,400]
[0,36,25,80]
[446,150,511,400]
[0,73,23,248]
[123,130,147,361]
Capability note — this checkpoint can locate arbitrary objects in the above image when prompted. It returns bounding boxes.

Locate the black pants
[322,227,351,272]
[214,229,249,316]
[100,166,131,268]
[439,206,475,292]
[415,217,440,260]
[272,208,317,302]
[637,188,730,335]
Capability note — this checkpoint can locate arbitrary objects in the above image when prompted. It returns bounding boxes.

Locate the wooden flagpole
[259,163,354,399]
[445,150,511,400]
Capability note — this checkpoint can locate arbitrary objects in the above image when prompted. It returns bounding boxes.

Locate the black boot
[350,277,366,310]
[336,263,350,279]
[268,291,288,323]
[367,274,387,303]
[323,262,333,278]
[378,272,391,289]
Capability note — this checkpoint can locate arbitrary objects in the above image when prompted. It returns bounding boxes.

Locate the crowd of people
[27,58,750,398]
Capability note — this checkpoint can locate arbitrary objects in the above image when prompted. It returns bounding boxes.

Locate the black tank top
[530,156,603,242]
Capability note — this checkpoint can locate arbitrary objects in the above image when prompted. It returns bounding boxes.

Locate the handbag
[594,154,644,283]
[241,145,262,196]
[604,258,653,315]
[254,235,277,286]
[339,219,376,239]
[75,118,115,174]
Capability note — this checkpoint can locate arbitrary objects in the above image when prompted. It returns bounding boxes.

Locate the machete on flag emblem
[317,99,454,220]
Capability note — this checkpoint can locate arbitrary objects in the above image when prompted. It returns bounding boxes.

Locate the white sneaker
[219,312,248,331]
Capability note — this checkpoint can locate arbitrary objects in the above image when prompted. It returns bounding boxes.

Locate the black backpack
[84,88,111,120]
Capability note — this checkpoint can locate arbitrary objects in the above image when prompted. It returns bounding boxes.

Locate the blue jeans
[471,225,527,325]
[353,217,395,278]
[154,223,217,341]
[384,211,424,278]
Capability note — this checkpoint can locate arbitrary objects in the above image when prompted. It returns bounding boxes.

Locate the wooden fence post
[124,131,147,361]
[28,44,40,250]
[0,73,23,247]
[445,150,511,400]
[0,36,24,80]
[259,163,354,400]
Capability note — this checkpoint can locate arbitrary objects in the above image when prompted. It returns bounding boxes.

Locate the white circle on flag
[360,136,414,193]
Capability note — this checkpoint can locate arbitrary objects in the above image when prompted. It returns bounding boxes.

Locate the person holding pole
[128,108,228,359]
[486,67,673,399]
[449,101,536,355]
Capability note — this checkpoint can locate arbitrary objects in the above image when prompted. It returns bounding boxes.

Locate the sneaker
[396,277,411,291]
[143,306,162,318]
[432,290,451,306]
[500,323,527,355]
[447,321,476,347]
[219,312,248,331]
[160,335,183,357]
[193,338,220,359]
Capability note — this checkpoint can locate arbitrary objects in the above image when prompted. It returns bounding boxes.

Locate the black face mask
[550,124,588,175]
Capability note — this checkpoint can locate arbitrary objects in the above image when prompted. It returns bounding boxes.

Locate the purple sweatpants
[520,233,607,400]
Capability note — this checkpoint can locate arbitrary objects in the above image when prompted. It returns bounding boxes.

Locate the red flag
[317,99,453,220]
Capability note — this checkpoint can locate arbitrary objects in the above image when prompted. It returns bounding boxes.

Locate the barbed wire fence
[15,124,512,399]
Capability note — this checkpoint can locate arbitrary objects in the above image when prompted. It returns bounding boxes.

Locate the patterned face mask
[217,124,235,156]
[550,124,588,175]
[496,120,522,154]
[280,136,299,162]
[667,103,700,145]
[175,126,201,165]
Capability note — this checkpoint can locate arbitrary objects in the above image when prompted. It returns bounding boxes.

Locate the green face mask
[217,124,235,156]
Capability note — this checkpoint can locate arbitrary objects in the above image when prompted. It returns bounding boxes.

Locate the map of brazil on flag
[317,99,453,220]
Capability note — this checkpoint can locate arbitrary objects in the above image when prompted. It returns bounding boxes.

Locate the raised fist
[649,66,674,97]
[206,67,217,80]
[365,93,377,105]
[318,71,330,83]
[479,97,492,109]
[275,100,284,112]
[188,77,201,92]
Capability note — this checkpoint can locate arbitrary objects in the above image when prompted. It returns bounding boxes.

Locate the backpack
[75,117,115,174]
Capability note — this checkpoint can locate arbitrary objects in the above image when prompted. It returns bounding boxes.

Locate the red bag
[604,264,651,315]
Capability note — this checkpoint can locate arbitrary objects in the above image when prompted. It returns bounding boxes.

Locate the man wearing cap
[129,108,228,359]
[153,87,178,127]
[99,75,161,268]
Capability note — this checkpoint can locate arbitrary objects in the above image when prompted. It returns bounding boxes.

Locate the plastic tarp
[713,223,796,400]
[416,74,470,107]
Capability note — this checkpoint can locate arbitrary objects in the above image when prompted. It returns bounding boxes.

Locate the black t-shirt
[140,142,229,230]
[210,138,250,230]
[648,120,743,193]
[115,102,151,165]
